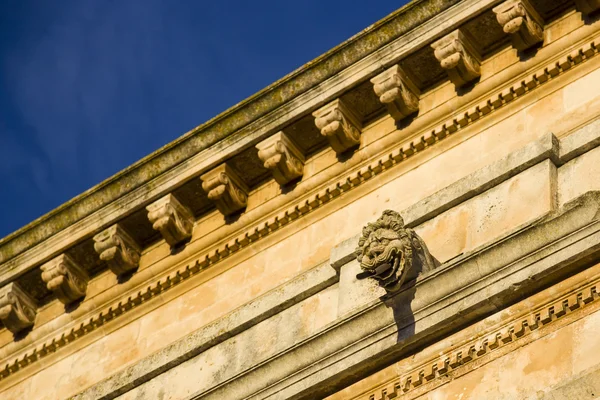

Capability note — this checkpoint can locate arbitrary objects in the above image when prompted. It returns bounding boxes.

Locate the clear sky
[0,1,407,238]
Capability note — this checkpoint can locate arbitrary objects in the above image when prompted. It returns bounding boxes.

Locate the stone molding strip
[3,37,600,382]
[192,191,600,400]
[70,262,337,400]
[77,190,600,400]
[361,269,600,400]
[0,263,337,386]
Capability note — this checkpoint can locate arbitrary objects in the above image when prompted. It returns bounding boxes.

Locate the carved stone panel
[41,254,89,304]
[493,0,544,51]
[256,131,305,185]
[201,164,249,216]
[431,29,481,88]
[355,210,439,294]
[313,98,362,154]
[0,282,37,334]
[371,65,420,123]
[575,0,600,15]
[146,194,194,247]
[94,224,142,275]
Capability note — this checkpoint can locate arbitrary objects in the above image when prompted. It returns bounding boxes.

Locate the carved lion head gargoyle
[355,210,439,293]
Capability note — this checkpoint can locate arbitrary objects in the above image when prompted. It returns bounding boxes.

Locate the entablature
[0,0,592,380]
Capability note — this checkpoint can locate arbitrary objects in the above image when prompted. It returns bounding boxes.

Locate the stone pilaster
[313,98,362,154]
[146,194,194,247]
[0,283,36,334]
[94,224,142,275]
[256,132,305,185]
[371,65,420,123]
[41,254,89,304]
[493,0,544,51]
[431,29,481,88]
[201,164,249,216]
[575,0,600,15]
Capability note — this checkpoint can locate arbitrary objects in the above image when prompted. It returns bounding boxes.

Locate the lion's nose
[368,245,384,257]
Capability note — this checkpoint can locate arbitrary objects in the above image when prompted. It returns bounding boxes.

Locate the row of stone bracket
[1,0,599,336]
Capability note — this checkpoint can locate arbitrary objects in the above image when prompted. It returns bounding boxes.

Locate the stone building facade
[2,0,600,398]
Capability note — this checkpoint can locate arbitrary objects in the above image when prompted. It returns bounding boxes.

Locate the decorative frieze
[201,164,249,216]
[493,0,544,51]
[313,98,362,154]
[431,29,481,88]
[575,0,600,15]
[371,65,420,122]
[146,194,194,247]
[355,210,438,293]
[94,224,142,275]
[0,283,36,334]
[256,131,305,185]
[41,254,89,304]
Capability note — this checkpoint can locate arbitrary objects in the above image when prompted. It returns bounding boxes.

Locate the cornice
[1,30,599,385]
[0,0,466,264]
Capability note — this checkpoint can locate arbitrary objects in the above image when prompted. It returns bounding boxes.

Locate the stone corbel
[371,65,420,123]
[201,164,249,216]
[313,98,362,154]
[256,132,305,185]
[431,29,481,88]
[41,254,89,304]
[493,0,544,51]
[575,0,600,15]
[94,224,142,275]
[0,282,37,334]
[146,194,194,247]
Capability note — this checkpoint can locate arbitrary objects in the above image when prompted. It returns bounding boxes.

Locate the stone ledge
[203,191,600,400]
[559,117,600,162]
[73,190,600,399]
[330,122,600,269]
[69,262,337,400]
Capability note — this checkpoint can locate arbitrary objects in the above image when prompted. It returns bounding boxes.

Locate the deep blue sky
[0,1,406,238]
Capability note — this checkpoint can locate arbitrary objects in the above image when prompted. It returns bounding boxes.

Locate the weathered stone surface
[256,131,304,185]
[146,194,194,247]
[201,164,249,216]
[93,224,141,276]
[40,254,89,304]
[71,262,337,400]
[95,191,600,400]
[355,210,438,293]
[0,283,36,334]
[431,28,481,87]
[371,65,419,122]
[313,99,362,154]
[493,0,544,51]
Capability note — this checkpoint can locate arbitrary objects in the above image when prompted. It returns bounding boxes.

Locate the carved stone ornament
[147,194,194,247]
[493,0,544,51]
[575,0,600,15]
[41,254,89,304]
[94,224,142,275]
[355,210,439,293]
[313,98,362,154]
[256,131,305,185]
[0,282,37,334]
[201,164,249,216]
[431,29,481,88]
[371,65,420,122]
